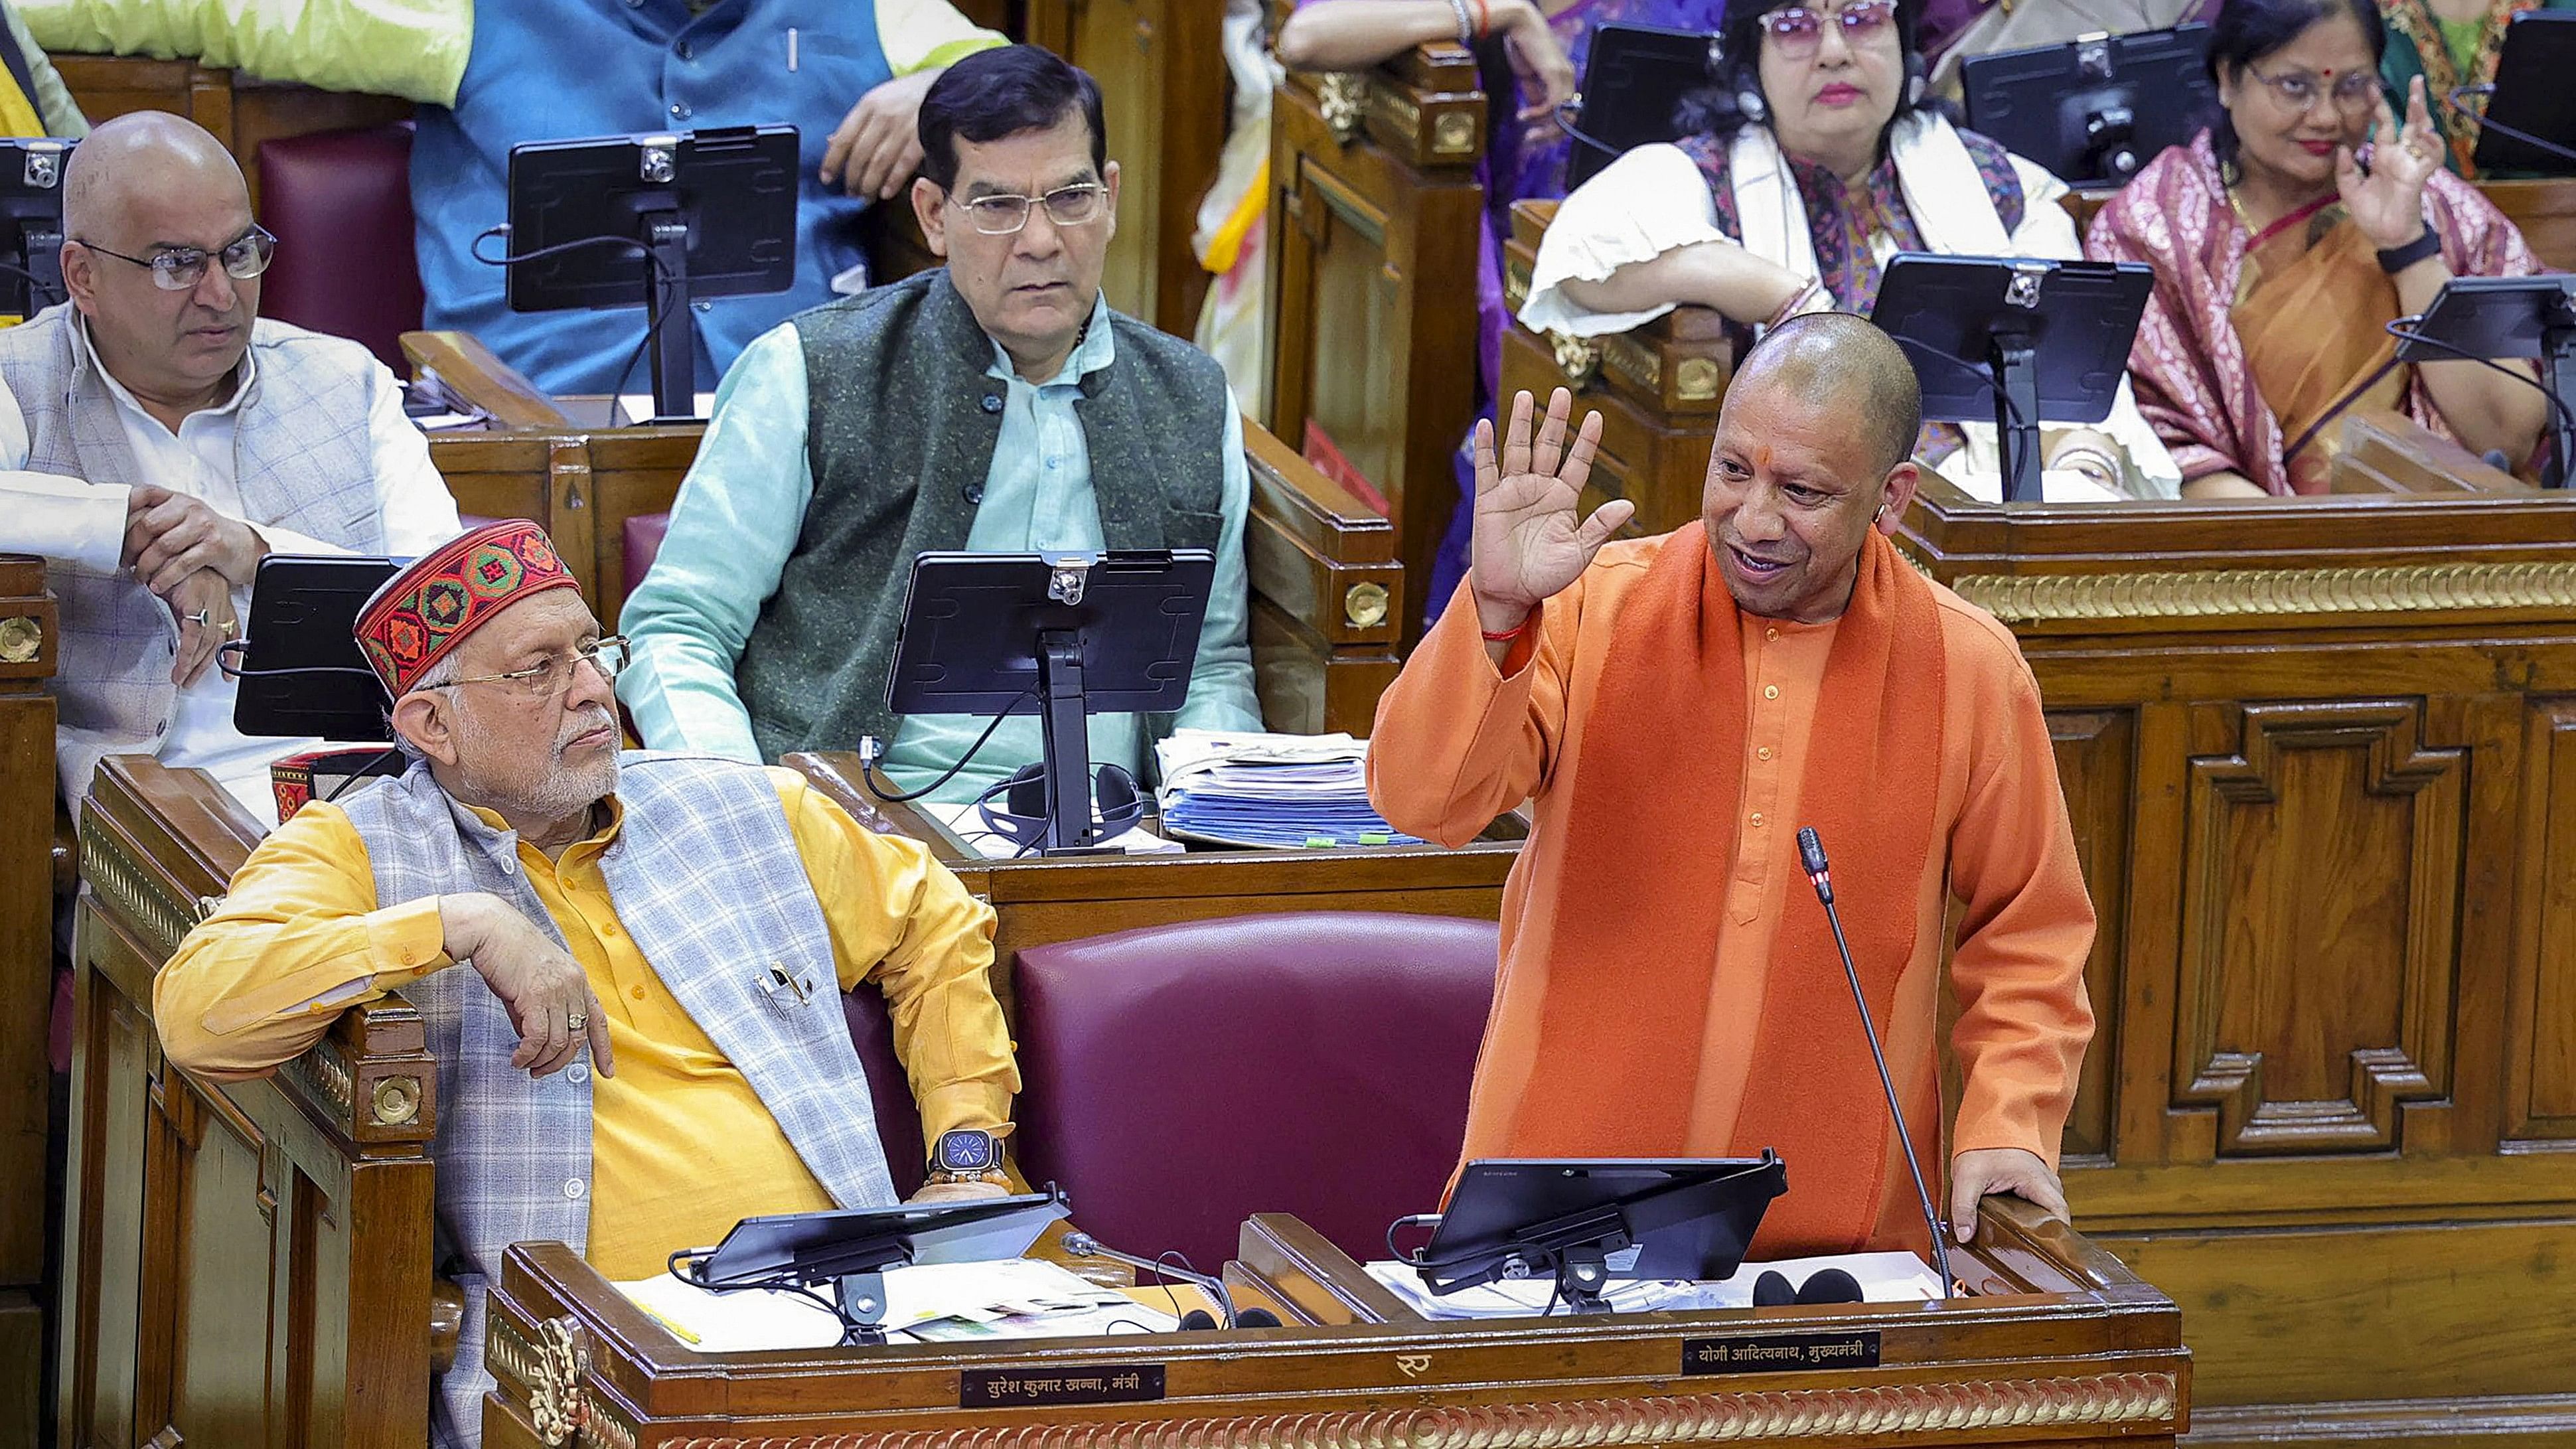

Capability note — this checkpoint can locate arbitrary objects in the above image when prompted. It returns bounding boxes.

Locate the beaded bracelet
[1446,0,1475,46]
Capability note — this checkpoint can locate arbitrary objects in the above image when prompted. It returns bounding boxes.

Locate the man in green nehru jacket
[617,44,1262,799]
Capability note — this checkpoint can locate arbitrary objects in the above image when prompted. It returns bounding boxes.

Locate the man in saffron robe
[1366,314,2095,1258]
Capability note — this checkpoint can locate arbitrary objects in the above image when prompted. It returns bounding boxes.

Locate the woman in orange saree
[2086,0,2546,495]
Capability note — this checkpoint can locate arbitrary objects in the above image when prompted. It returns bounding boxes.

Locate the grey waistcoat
[337,752,898,1449]
[734,268,1231,760]
[0,304,385,804]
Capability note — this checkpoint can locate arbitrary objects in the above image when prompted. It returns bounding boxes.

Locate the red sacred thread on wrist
[1481,613,1534,642]
[1473,0,1493,38]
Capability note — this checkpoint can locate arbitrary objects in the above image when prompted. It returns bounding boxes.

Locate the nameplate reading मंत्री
[1683,1331,1882,1375]
[959,1365,1169,1409]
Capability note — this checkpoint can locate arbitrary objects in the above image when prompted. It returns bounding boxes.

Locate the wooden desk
[1901,481,2576,1446]
[477,1199,2186,1446]
[54,54,414,214]
[0,557,56,1449]
[788,750,1521,1005]
[1266,35,1487,648]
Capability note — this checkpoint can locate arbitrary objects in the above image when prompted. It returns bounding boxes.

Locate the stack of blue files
[1154,729,1426,850]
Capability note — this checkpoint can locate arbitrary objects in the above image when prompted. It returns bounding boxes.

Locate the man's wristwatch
[925,1128,1011,1185]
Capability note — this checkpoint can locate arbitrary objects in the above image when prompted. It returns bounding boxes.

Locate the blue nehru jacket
[412,0,892,396]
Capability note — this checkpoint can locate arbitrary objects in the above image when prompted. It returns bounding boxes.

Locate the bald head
[1734,313,1922,479]
[62,112,247,243]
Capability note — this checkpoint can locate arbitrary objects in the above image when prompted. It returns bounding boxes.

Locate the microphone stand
[1797,827,1955,1300]
[1061,1232,1240,1328]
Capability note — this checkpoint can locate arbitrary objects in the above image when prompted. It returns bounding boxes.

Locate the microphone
[1060,1232,1252,1329]
[1797,826,1954,1300]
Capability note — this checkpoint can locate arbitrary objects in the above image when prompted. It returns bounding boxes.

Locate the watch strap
[2376,227,2441,275]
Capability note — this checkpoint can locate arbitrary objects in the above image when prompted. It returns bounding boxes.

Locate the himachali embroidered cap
[355,520,580,696]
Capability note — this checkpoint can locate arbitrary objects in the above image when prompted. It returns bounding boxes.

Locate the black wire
[2442,84,2576,171]
[321,746,406,804]
[469,223,676,408]
[1890,331,2035,434]
[2384,317,2576,446]
[0,258,64,309]
[2280,352,2407,464]
[860,689,1037,803]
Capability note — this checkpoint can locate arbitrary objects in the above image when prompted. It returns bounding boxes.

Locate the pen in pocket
[788,27,799,72]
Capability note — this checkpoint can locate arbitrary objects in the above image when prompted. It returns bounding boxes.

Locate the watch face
[935,1130,997,1172]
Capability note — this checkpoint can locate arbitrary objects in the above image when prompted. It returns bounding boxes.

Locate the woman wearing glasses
[1518,0,2182,500]
[2086,0,2547,495]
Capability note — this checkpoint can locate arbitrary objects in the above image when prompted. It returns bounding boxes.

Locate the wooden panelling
[0,556,52,1449]
[2508,696,2576,1146]
[60,761,438,1448]
[2048,707,2135,1165]
[2098,1219,2576,1409]
[2172,700,2463,1158]
[1268,51,1485,646]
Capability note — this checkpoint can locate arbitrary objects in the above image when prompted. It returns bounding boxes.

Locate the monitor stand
[639,207,698,424]
[1035,628,1118,856]
[1988,332,2044,503]
[2543,303,2576,490]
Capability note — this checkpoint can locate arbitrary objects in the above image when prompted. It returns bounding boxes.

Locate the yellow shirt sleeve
[151,801,449,1083]
[875,0,1010,76]
[767,767,1020,1143]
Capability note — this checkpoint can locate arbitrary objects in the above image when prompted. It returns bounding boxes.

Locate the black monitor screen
[504,124,798,315]
[1565,23,1719,191]
[2472,11,2576,176]
[1963,26,2214,188]
[0,139,72,320]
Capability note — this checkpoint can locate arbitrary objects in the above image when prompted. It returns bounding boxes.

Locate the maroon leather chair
[1012,912,1501,1274]
[843,988,928,1199]
[255,123,423,372]
[624,512,671,598]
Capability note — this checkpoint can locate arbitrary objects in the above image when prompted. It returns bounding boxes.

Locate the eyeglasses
[950,183,1107,236]
[445,636,631,697]
[76,224,277,292]
[1759,0,1898,58]
[2243,65,2380,115]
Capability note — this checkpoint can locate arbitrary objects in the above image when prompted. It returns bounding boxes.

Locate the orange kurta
[1367,532,2095,1255]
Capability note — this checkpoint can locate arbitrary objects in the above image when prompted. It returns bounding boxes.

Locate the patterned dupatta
[2382,0,2539,177]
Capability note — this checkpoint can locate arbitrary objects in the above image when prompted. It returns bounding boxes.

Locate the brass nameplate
[1683,1331,1881,1374]
[960,1365,1167,1408]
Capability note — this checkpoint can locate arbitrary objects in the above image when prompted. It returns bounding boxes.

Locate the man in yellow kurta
[1367,315,2095,1261]
[153,520,1018,1449]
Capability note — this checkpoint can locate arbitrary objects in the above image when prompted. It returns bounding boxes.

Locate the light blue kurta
[617,291,1262,803]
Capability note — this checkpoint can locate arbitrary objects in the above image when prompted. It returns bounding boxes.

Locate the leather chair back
[1014,911,1500,1274]
[842,988,927,1200]
[255,123,423,372]
[624,512,671,598]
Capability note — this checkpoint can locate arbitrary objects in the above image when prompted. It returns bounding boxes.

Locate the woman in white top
[1520,0,2182,500]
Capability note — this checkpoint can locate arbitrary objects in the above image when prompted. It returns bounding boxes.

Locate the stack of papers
[618,1258,1179,1351]
[1363,1251,1943,1320]
[1154,729,1424,850]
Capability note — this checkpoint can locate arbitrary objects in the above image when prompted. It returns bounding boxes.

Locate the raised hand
[1468,388,1633,631]
[126,485,267,595]
[438,893,616,1079]
[2338,75,2443,252]
[161,567,232,687]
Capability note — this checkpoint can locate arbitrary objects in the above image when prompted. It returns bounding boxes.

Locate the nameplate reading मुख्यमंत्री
[960,1365,1169,1409]
[1684,1331,1882,1375]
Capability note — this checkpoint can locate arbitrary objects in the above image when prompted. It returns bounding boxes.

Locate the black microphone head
[1752,1269,1797,1307]
[1795,1268,1865,1305]
[1177,1309,1219,1332]
[1797,826,1828,876]
[1236,1308,1282,1328]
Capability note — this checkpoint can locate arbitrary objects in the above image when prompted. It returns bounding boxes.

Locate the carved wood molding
[635,1372,2180,1449]
[77,812,200,960]
[1932,559,2576,623]
[2176,701,2461,1155]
